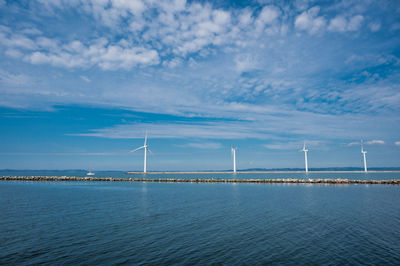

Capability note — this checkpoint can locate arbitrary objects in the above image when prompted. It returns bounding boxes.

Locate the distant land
[238,167,400,172]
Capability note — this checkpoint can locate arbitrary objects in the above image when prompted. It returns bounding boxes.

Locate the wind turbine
[301,142,309,172]
[231,146,237,173]
[131,132,152,173]
[361,140,367,172]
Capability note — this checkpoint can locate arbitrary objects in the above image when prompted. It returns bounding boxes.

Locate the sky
[0,0,399,171]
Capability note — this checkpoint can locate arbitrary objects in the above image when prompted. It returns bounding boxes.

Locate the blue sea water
[0,180,399,264]
[1,169,400,180]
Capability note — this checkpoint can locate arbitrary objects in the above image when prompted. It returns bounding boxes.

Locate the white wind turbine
[231,146,237,173]
[131,132,152,173]
[361,140,368,173]
[301,142,309,172]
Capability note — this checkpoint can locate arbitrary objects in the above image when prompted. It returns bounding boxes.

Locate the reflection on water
[140,182,149,216]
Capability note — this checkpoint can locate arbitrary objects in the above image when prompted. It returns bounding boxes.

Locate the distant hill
[237,167,400,172]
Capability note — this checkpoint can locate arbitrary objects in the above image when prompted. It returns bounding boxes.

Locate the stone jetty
[1,176,400,185]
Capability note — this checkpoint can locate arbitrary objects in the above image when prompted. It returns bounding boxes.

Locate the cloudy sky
[0,0,399,170]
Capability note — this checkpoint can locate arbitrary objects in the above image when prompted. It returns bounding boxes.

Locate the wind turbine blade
[130,146,145,152]
[231,146,237,156]
[146,147,154,155]
[144,131,148,146]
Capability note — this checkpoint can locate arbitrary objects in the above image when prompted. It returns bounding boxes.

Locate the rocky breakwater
[1,176,400,185]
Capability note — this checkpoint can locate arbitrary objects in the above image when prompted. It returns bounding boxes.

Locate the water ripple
[0,182,399,264]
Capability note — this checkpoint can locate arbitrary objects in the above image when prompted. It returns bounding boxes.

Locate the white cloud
[71,121,274,140]
[347,140,386,146]
[2,34,37,50]
[111,0,146,16]
[347,141,360,146]
[264,140,322,150]
[37,37,59,50]
[80,75,91,82]
[238,8,253,28]
[234,54,258,73]
[0,152,123,156]
[328,15,363,32]
[26,1,241,61]
[295,6,326,34]
[0,1,374,72]
[264,143,299,150]
[96,45,160,70]
[255,5,280,28]
[20,39,160,69]
[0,70,31,86]
[65,103,400,142]
[162,57,183,68]
[183,142,222,149]
[20,28,42,35]
[0,1,280,69]
[294,0,313,11]
[1,0,400,147]
[213,9,231,25]
[368,21,381,32]
[366,140,385,145]
[328,16,347,32]
[5,49,23,58]
[347,15,364,31]
[345,53,400,67]
[395,141,400,146]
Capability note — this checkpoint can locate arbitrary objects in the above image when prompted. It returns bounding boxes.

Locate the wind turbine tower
[302,142,309,173]
[231,146,237,173]
[131,131,152,173]
[361,140,367,173]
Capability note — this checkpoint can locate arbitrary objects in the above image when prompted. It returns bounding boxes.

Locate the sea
[1,169,400,180]
[1,170,400,264]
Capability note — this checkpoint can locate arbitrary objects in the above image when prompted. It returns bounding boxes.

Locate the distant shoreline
[126,170,400,174]
[1,176,400,185]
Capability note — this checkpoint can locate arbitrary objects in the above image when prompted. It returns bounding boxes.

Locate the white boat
[86,171,95,176]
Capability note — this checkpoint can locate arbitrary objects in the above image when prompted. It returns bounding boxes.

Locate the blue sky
[0,0,399,170]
